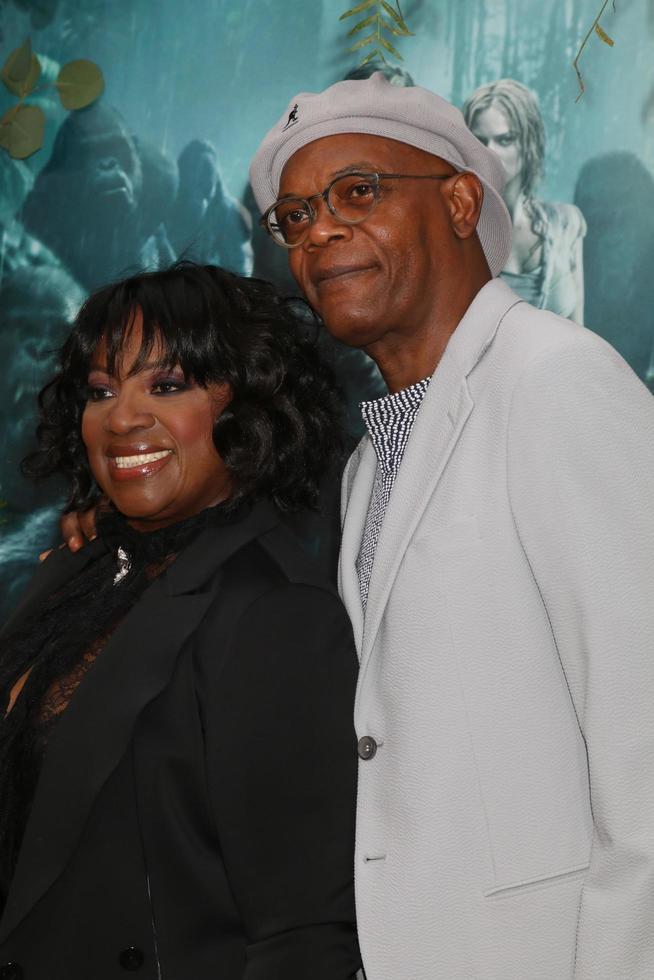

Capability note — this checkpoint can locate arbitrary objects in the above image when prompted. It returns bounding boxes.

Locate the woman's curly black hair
[23,262,344,514]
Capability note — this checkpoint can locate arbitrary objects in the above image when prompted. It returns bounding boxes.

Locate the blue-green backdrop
[0,0,652,618]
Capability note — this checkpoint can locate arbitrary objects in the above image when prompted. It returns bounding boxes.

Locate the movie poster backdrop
[0,0,652,618]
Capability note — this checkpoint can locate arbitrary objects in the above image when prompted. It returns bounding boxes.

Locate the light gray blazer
[339,278,654,980]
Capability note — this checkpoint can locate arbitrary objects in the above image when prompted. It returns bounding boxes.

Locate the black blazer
[0,501,361,980]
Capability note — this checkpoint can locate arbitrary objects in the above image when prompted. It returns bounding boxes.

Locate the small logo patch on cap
[282,103,299,131]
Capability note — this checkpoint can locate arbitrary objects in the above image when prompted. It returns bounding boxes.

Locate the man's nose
[304,197,354,247]
[104,391,155,434]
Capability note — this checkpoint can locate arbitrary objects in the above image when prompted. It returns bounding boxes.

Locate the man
[58,74,654,979]
[247,74,654,979]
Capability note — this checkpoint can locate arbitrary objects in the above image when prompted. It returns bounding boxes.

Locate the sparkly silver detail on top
[113,545,131,586]
[356,377,431,609]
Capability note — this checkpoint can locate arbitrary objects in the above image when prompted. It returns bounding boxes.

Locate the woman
[0,264,361,979]
[463,78,586,323]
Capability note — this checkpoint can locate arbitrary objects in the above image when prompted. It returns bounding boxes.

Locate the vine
[572,0,617,102]
[340,0,414,68]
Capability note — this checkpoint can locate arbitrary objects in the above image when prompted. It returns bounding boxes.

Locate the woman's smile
[107,447,174,478]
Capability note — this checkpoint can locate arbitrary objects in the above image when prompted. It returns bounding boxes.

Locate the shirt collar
[360,376,431,473]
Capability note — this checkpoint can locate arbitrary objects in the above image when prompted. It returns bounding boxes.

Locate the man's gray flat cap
[249,72,512,277]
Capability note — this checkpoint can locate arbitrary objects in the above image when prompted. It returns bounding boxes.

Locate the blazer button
[119,947,144,971]
[0,964,23,980]
[358,735,377,760]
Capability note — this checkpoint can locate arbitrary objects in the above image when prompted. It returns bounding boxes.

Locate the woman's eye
[150,379,188,395]
[85,385,113,402]
[497,135,516,147]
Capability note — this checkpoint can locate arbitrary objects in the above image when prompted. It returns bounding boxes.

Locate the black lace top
[0,502,241,910]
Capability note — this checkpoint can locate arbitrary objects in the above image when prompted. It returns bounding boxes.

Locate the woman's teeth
[114,450,172,469]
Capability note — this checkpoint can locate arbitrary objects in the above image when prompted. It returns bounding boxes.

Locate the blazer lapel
[358,373,473,683]
[0,501,280,943]
[338,437,377,658]
[357,280,524,681]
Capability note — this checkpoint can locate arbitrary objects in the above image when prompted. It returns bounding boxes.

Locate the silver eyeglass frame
[260,170,453,248]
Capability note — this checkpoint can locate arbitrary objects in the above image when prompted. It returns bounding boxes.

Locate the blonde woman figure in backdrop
[464,78,586,323]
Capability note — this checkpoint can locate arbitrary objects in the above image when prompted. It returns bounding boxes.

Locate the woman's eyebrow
[86,359,177,376]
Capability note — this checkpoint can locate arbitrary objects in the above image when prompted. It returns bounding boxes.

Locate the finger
[38,549,53,562]
[79,507,98,541]
[60,511,85,552]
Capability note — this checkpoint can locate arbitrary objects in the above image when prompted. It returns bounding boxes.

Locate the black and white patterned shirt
[356,377,431,609]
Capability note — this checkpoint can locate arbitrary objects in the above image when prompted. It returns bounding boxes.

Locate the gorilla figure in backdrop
[167,139,217,253]
[21,103,172,291]
[133,137,178,269]
[574,152,654,385]
[0,265,85,622]
[0,153,61,282]
[167,138,253,275]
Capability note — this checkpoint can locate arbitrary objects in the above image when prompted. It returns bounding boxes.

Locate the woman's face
[469,103,522,188]
[81,311,232,531]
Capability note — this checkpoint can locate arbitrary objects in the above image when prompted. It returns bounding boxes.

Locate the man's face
[280,134,458,349]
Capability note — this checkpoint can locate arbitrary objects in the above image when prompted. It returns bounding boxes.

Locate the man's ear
[445,172,484,241]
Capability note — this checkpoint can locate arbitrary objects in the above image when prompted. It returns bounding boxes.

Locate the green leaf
[349,31,377,51]
[380,15,411,36]
[1,50,41,98]
[380,0,411,31]
[2,39,41,98]
[594,22,615,45]
[5,38,32,83]
[348,12,378,36]
[55,59,104,110]
[379,35,403,59]
[359,48,383,66]
[339,0,376,21]
[0,103,45,159]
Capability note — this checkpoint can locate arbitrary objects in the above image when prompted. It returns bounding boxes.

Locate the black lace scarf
[0,501,243,906]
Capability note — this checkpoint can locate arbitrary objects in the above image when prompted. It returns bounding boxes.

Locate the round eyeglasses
[260,170,453,248]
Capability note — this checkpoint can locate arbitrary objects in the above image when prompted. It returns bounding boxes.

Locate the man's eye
[348,182,374,199]
[282,208,309,227]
